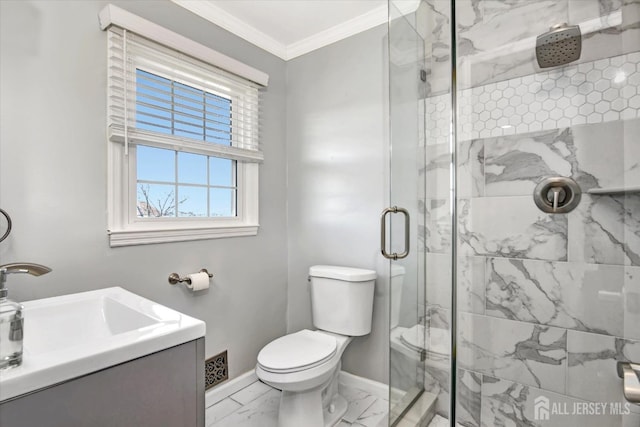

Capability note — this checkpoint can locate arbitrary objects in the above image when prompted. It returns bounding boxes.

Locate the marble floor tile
[210,388,280,427]
[229,380,273,406]
[342,394,377,423]
[205,398,243,426]
[207,381,389,427]
[355,397,389,427]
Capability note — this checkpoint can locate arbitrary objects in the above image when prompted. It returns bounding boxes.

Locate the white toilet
[255,265,376,427]
[389,264,449,365]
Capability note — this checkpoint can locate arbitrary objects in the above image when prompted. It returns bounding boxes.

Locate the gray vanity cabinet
[0,338,204,427]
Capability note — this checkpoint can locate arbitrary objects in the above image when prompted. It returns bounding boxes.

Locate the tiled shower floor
[205,379,389,427]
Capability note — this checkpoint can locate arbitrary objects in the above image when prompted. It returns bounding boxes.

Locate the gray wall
[0,0,288,379]
[285,25,390,383]
[0,0,391,386]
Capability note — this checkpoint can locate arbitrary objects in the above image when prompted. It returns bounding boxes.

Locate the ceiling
[171,0,416,60]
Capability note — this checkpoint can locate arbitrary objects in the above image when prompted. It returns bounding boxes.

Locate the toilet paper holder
[168,269,213,285]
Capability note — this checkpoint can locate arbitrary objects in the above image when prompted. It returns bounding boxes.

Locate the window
[134,70,237,219]
[102,9,267,247]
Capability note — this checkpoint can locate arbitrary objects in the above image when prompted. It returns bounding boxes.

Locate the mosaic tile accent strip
[425,52,640,145]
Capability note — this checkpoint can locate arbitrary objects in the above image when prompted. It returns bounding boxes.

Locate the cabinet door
[0,339,204,427]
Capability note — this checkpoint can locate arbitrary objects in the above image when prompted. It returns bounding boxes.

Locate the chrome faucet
[0,263,52,298]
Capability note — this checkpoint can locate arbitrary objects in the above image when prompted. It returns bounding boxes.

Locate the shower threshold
[389,388,437,427]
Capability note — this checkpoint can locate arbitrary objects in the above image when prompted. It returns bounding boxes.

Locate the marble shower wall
[422,0,640,96]
[425,51,640,145]
[423,120,640,425]
[417,1,640,425]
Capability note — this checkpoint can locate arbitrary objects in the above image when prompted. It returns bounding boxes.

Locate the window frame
[104,17,263,247]
[108,141,259,247]
[130,63,239,221]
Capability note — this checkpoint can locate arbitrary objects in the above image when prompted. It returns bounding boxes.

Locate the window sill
[108,224,259,247]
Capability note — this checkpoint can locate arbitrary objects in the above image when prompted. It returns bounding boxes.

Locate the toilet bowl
[388,265,448,367]
[255,265,376,427]
[390,324,449,368]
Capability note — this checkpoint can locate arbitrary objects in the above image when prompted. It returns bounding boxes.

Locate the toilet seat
[257,329,337,374]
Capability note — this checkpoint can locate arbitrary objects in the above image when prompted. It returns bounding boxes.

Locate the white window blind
[102,9,265,246]
[107,26,264,163]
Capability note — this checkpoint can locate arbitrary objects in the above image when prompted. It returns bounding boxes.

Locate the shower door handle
[380,206,410,260]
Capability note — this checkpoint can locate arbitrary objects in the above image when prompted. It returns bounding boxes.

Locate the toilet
[255,265,376,427]
[389,264,449,366]
[390,264,406,330]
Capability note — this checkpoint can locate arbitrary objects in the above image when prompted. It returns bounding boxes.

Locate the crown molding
[286,4,388,60]
[171,0,288,59]
[171,0,421,61]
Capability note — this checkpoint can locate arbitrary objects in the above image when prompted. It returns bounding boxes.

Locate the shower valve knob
[533,177,581,214]
[546,187,567,209]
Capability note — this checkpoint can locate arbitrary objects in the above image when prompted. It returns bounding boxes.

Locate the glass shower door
[387,1,427,424]
[388,0,639,426]
[387,1,453,425]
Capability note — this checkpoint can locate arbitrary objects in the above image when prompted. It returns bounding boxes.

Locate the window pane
[137,104,172,134]
[178,152,207,185]
[209,157,235,187]
[137,183,176,217]
[205,94,231,145]
[136,70,173,134]
[174,82,204,140]
[210,188,236,217]
[136,69,233,146]
[137,146,174,183]
[177,186,207,217]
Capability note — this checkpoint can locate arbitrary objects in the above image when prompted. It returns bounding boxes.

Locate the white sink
[0,287,205,401]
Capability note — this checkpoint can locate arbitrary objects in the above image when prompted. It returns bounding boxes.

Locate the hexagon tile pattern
[426,52,640,144]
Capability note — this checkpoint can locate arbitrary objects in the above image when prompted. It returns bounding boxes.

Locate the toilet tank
[309,265,377,336]
[390,265,406,329]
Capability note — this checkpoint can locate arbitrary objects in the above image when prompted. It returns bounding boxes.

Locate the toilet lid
[257,330,337,373]
[400,324,449,355]
[400,324,426,351]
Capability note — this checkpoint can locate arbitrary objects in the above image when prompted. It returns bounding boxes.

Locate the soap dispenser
[0,294,24,370]
[0,263,52,370]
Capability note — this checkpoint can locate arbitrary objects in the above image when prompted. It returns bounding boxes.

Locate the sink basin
[0,287,205,401]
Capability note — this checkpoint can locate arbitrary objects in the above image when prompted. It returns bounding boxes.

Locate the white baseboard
[339,371,389,400]
[206,370,389,408]
[205,370,258,408]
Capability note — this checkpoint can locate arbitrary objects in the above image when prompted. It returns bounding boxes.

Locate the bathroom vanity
[0,287,206,427]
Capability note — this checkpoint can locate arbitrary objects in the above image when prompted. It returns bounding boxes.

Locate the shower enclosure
[386,0,640,426]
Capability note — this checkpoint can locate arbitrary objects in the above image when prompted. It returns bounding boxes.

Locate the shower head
[535,23,582,69]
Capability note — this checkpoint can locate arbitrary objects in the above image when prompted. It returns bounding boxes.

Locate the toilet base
[276,366,348,427]
[278,389,348,427]
[324,394,348,426]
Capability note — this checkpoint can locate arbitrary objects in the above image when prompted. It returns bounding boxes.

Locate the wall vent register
[205,350,228,390]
